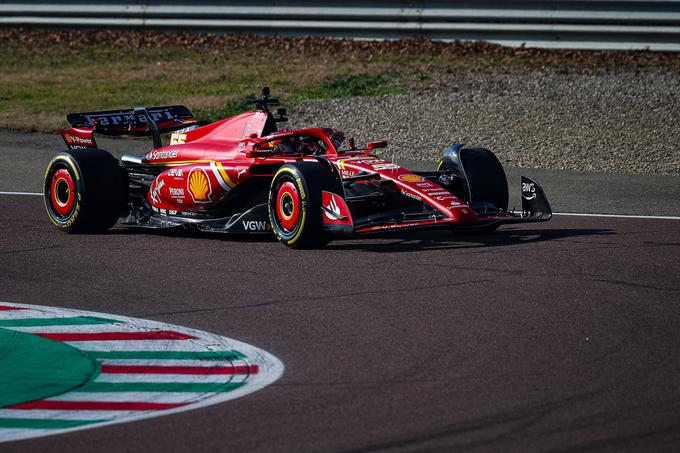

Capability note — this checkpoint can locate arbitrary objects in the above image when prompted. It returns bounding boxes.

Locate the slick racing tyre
[439,148,508,233]
[44,149,127,233]
[458,148,508,212]
[268,162,333,248]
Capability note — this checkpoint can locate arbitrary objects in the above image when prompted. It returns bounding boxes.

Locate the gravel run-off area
[292,68,680,176]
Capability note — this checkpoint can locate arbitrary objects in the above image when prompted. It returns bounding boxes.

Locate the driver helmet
[274,137,301,154]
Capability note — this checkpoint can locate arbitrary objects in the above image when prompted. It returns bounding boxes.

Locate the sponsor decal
[448,200,462,208]
[167,168,183,178]
[321,191,352,225]
[63,195,81,229]
[293,175,306,201]
[416,182,433,187]
[242,220,268,231]
[168,187,184,197]
[338,158,380,168]
[150,179,165,204]
[63,134,93,145]
[324,195,342,220]
[400,190,422,202]
[398,174,424,183]
[169,133,186,145]
[151,149,179,160]
[423,189,452,196]
[522,182,537,200]
[237,168,246,179]
[187,168,212,203]
[254,111,266,119]
[375,221,432,231]
[372,163,399,171]
[84,109,177,127]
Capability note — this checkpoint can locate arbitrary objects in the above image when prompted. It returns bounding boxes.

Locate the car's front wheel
[268,162,333,248]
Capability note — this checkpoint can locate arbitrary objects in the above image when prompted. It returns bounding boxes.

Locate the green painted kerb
[0,327,98,408]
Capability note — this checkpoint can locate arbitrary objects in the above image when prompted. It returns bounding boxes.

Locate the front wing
[323,176,552,235]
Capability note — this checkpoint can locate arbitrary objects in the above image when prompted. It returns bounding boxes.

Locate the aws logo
[522,182,536,200]
[187,168,212,203]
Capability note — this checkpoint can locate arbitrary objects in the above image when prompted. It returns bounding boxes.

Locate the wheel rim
[49,168,76,217]
[275,181,300,233]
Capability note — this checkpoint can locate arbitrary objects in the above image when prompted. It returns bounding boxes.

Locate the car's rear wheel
[44,149,127,233]
[268,162,333,248]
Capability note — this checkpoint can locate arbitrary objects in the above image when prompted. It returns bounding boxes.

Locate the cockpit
[255,128,347,156]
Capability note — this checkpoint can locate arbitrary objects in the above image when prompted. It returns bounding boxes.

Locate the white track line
[0,409,148,421]
[0,191,41,196]
[47,392,213,404]
[1,191,677,220]
[95,374,244,384]
[554,212,680,220]
[96,359,242,367]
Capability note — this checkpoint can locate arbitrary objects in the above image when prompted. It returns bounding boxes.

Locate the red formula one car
[44,88,551,248]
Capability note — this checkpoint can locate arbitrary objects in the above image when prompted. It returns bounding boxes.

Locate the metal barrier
[1,1,679,51]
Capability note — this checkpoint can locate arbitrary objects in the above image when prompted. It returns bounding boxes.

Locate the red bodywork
[58,98,551,237]
[121,110,498,233]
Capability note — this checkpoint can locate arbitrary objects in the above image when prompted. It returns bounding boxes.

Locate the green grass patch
[293,72,403,101]
[0,43,408,131]
[197,73,403,122]
[1,29,677,132]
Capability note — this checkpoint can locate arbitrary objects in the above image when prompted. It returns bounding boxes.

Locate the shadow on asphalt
[106,226,615,252]
[328,227,616,253]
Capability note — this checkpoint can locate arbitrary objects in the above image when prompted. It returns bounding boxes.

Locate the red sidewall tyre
[275,181,301,232]
[44,154,85,231]
[49,169,76,217]
[268,162,341,248]
[43,149,126,233]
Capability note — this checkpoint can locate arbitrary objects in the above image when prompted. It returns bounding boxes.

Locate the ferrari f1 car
[44,88,551,248]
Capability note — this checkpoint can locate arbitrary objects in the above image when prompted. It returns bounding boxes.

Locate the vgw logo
[522,182,536,200]
[242,220,268,231]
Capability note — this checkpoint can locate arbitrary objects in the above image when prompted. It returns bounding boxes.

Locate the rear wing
[67,105,197,135]
[61,105,200,150]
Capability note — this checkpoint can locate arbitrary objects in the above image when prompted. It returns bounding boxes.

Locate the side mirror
[367,140,387,150]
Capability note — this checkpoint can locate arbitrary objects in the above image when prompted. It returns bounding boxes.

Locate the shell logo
[398,174,424,183]
[187,168,212,203]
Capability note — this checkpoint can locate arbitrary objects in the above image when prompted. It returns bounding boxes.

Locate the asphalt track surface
[1,134,680,452]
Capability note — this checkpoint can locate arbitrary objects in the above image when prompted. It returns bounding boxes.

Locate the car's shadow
[107,226,615,252]
[327,227,616,253]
